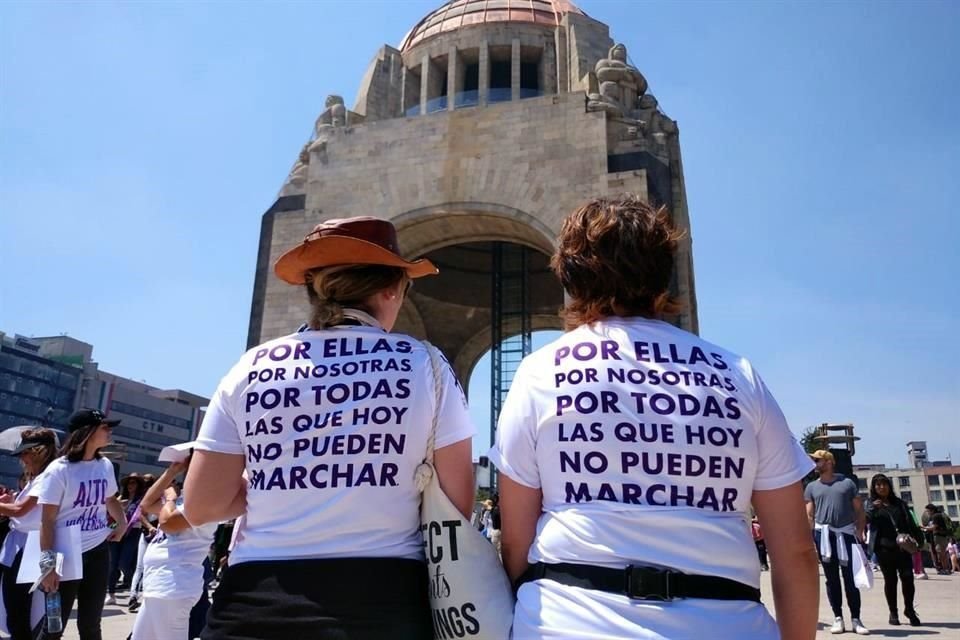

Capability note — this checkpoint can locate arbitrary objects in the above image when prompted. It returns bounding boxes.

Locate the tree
[799,425,821,486]
[800,425,821,455]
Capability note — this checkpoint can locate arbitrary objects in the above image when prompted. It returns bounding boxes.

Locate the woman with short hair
[866,473,922,626]
[491,195,819,640]
[184,217,475,640]
[0,428,58,639]
[36,409,127,640]
[131,451,218,640]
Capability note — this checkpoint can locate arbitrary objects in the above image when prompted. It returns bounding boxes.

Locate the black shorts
[201,557,433,640]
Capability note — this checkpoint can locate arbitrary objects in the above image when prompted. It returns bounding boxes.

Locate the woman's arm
[39,503,60,593]
[753,482,819,640]
[499,474,542,583]
[105,495,127,541]
[0,495,38,518]
[141,462,186,516]
[182,451,246,526]
[433,439,474,519]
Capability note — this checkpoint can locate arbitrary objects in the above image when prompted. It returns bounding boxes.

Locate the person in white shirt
[36,409,127,640]
[490,195,819,640]
[183,217,475,640]
[131,449,217,640]
[0,428,58,640]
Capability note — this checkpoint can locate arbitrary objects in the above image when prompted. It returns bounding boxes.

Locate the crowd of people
[0,200,954,640]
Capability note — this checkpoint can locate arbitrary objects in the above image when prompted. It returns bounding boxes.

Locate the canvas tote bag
[416,344,514,640]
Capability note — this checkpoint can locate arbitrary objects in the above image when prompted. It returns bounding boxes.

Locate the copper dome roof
[399,0,585,52]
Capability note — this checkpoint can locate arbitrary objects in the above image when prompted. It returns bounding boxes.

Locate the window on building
[857,478,867,490]
[520,62,539,95]
[954,474,960,484]
[489,51,511,103]
[947,490,957,502]
[901,491,912,503]
[930,490,942,502]
[949,505,959,518]
[464,63,479,92]
[943,474,954,486]
[929,475,940,486]
[899,477,911,488]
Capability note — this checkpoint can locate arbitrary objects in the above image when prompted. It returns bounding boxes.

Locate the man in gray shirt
[804,450,868,635]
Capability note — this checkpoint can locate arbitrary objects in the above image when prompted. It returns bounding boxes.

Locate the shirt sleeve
[195,367,245,456]
[35,463,66,506]
[431,348,476,449]
[487,361,541,489]
[750,368,814,491]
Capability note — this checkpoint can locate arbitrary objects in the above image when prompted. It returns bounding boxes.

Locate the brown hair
[551,194,684,330]
[304,264,406,329]
[60,425,103,463]
[19,427,58,474]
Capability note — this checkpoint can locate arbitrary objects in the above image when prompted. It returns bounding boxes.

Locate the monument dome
[400,0,586,51]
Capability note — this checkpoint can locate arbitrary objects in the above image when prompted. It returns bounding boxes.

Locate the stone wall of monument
[254,91,650,345]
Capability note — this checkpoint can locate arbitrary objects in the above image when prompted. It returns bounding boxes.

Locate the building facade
[853,441,957,519]
[925,465,960,520]
[248,0,699,387]
[0,331,207,484]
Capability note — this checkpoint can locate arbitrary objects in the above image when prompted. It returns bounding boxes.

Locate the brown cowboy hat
[274,217,438,285]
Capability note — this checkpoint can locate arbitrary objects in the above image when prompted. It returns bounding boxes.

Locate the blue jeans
[815,529,862,619]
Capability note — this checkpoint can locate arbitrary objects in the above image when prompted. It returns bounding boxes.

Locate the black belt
[518,562,761,603]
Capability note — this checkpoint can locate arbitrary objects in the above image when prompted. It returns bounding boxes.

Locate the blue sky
[1,1,957,468]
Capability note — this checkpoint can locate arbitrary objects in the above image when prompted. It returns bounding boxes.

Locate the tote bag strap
[415,342,446,491]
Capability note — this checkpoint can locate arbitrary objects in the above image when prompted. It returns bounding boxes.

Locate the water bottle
[45,590,63,633]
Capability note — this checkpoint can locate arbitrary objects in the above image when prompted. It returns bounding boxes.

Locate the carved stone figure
[586,44,647,118]
[636,93,677,137]
[315,94,348,136]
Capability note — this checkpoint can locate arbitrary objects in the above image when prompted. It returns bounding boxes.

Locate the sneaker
[852,618,870,635]
[904,609,921,626]
[831,617,845,634]
[128,597,140,613]
[104,594,117,606]
[888,612,900,625]
[916,572,929,580]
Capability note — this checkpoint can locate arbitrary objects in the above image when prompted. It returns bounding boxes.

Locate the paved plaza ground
[54,569,958,640]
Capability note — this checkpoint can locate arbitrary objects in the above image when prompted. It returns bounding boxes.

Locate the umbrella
[0,425,66,452]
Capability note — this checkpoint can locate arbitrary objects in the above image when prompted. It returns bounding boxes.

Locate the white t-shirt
[0,478,44,568]
[10,477,43,533]
[35,457,119,552]
[489,318,812,637]
[142,496,218,600]
[195,326,475,565]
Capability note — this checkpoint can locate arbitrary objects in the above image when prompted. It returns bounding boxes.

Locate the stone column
[511,38,521,100]
[447,47,458,111]
[420,54,430,115]
[555,25,568,93]
[479,40,489,106]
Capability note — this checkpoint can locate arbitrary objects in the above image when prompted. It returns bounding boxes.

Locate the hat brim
[274,235,438,285]
[7,441,39,457]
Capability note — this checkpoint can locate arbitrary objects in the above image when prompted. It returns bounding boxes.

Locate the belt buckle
[625,565,674,601]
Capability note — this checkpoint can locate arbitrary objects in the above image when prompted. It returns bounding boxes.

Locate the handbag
[884,509,919,554]
[416,344,514,640]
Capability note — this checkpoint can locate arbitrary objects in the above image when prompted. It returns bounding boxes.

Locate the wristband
[39,550,56,572]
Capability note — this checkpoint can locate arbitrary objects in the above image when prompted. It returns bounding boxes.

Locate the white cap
[158,441,196,463]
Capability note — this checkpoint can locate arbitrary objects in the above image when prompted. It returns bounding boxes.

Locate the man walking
[923,504,953,575]
[805,450,870,635]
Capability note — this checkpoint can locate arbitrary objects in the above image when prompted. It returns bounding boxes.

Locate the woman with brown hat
[184,217,475,639]
[0,428,58,639]
[490,196,818,640]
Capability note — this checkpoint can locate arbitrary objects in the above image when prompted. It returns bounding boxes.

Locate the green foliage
[800,425,821,455]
